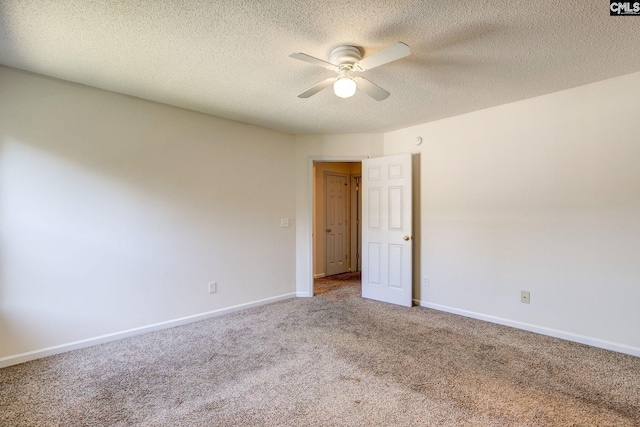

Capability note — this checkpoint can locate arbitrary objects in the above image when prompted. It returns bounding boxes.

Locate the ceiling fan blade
[289,53,337,70]
[354,77,390,101]
[297,77,336,98]
[356,42,411,71]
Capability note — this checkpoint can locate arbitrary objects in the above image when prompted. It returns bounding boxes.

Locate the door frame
[350,174,362,273]
[307,156,367,296]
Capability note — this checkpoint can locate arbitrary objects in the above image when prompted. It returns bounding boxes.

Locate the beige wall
[0,66,297,364]
[385,71,640,355]
[313,162,361,277]
[3,63,638,364]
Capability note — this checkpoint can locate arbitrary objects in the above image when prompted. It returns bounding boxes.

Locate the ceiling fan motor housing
[329,45,362,68]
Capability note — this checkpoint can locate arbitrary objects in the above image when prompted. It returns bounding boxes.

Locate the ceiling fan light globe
[333,77,356,98]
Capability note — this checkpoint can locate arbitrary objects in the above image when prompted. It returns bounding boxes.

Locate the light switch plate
[208,282,217,294]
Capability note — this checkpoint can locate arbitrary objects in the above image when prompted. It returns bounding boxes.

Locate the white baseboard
[296,292,312,297]
[313,273,326,279]
[414,299,640,358]
[0,293,296,368]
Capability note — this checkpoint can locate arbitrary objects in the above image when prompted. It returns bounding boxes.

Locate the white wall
[0,66,296,364]
[295,134,382,296]
[384,71,640,355]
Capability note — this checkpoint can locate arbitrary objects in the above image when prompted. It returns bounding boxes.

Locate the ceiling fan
[289,42,411,101]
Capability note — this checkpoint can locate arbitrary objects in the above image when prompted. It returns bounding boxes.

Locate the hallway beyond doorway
[313,272,361,296]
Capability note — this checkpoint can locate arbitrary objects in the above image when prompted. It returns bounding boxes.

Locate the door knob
[403,235,411,241]
[326,228,332,232]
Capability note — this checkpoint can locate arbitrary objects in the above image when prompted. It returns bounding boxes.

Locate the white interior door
[325,173,349,276]
[362,153,412,307]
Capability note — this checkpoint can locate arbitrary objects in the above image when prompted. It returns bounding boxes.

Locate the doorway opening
[312,161,362,296]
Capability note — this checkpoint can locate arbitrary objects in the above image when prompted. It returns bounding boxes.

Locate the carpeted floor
[1,284,639,426]
[314,271,361,295]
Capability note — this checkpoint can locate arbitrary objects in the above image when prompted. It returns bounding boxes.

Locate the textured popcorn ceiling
[1,0,639,134]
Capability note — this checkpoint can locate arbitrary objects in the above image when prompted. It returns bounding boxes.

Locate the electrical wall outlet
[423,276,429,287]
[208,282,217,294]
[521,290,530,304]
